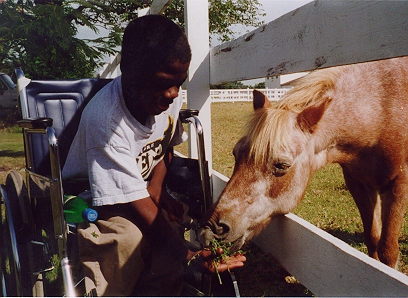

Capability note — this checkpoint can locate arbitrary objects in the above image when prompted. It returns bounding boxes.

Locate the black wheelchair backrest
[16,69,112,175]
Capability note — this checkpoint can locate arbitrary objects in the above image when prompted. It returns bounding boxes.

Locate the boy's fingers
[208,255,246,273]
[215,261,244,272]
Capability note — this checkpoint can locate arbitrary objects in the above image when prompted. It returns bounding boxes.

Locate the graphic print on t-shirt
[136,115,174,180]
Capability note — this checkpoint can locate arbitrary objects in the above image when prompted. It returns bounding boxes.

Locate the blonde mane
[244,66,344,165]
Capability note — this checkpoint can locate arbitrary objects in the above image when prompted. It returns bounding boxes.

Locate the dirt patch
[212,241,313,297]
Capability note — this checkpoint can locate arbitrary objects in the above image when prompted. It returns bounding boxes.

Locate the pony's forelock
[244,108,297,166]
[243,67,341,166]
[277,67,342,112]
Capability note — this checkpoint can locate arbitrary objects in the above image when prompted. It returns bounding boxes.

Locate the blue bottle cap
[83,208,98,222]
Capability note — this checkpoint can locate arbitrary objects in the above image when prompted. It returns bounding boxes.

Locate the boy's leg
[132,238,185,296]
[78,206,145,296]
[78,205,186,296]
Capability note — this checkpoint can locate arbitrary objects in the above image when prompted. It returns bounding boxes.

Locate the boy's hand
[188,248,246,273]
[201,249,246,273]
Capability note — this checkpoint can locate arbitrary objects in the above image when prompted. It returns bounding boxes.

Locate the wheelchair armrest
[18,117,54,129]
[179,109,199,123]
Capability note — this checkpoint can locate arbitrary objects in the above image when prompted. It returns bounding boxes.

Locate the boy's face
[124,59,190,123]
[143,60,189,115]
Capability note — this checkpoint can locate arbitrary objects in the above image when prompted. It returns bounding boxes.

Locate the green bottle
[63,195,98,223]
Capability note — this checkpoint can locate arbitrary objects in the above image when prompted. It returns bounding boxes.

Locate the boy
[62,15,245,296]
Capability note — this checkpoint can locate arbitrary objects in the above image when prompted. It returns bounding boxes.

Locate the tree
[0,0,128,79]
[0,0,264,79]
[253,81,265,89]
[165,0,265,43]
[211,81,249,89]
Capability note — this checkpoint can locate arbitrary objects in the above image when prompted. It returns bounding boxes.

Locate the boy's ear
[253,90,271,110]
[296,98,332,133]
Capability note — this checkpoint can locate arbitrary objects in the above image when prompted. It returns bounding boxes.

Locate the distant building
[265,76,281,88]
[266,72,309,88]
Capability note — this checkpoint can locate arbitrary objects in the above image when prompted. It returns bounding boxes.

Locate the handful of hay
[209,239,244,284]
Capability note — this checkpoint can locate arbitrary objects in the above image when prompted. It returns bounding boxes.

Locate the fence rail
[180,88,289,103]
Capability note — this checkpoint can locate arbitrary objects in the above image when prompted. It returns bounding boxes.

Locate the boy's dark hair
[120,15,191,79]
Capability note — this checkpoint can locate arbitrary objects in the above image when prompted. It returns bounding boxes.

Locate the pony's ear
[297,98,332,133]
[253,90,271,110]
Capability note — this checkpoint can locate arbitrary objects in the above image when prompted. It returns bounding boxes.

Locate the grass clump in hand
[210,239,245,284]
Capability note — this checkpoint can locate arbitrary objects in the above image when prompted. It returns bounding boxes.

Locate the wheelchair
[0,69,213,296]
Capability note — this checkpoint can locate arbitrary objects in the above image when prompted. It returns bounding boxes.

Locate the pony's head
[198,70,337,251]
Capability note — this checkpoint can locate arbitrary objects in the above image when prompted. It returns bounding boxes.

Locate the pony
[198,56,408,269]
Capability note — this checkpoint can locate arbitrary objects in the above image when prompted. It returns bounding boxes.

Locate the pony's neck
[311,149,331,172]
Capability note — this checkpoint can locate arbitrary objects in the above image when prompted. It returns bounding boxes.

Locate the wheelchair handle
[18,117,53,129]
[179,109,199,123]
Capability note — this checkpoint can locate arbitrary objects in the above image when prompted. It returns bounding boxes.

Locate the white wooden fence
[210,88,288,102]
[101,0,408,296]
[180,88,289,103]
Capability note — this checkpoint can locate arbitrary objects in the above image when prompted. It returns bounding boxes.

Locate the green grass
[0,126,25,183]
[211,102,253,177]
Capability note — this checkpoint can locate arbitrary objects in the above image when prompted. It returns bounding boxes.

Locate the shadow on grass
[0,150,25,158]
[323,227,364,247]
[334,183,348,192]
[325,227,408,275]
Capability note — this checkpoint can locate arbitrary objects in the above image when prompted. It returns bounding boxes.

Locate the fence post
[184,0,212,175]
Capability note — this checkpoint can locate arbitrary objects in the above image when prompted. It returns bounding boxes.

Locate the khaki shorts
[78,204,190,296]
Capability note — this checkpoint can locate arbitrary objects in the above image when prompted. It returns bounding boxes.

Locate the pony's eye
[273,163,291,176]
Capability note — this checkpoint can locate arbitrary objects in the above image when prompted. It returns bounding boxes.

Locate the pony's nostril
[217,221,230,235]
[200,218,231,236]
[197,220,232,248]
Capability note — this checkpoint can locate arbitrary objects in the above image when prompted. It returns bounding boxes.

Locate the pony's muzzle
[197,227,215,247]
[197,219,231,247]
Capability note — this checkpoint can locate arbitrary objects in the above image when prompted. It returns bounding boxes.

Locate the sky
[212,0,312,45]
[259,0,311,23]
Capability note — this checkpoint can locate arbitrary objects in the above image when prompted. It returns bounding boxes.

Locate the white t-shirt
[62,76,187,206]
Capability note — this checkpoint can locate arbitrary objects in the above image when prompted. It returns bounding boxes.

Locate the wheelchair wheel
[0,171,42,296]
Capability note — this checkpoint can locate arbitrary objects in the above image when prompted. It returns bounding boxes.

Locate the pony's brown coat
[199,57,408,269]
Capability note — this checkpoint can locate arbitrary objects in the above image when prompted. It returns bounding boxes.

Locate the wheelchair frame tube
[61,257,76,297]
[15,68,30,120]
[46,126,67,250]
[47,127,77,297]
[184,116,213,212]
